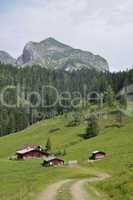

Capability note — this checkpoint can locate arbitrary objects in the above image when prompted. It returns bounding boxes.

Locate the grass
[0,160,93,200]
[0,112,133,199]
[0,116,85,158]
[85,184,102,200]
[0,115,91,200]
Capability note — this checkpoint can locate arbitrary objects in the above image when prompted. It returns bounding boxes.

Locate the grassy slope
[0,116,92,200]
[0,115,133,199]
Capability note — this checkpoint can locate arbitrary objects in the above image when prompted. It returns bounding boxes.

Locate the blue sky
[0,0,16,11]
[0,0,133,71]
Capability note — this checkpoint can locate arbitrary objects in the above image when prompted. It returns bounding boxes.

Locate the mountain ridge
[0,38,109,71]
[0,51,16,66]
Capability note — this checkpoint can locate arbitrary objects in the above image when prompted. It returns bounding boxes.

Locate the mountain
[0,51,16,65]
[17,37,109,71]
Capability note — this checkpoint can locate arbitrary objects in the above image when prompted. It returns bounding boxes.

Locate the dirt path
[70,173,110,200]
[71,179,89,200]
[38,179,71,200]
[38,173,110,200]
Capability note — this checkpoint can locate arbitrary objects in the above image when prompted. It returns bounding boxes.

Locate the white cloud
[0,0,133,71]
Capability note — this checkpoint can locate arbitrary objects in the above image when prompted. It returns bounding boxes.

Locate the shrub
[84,114,99,139]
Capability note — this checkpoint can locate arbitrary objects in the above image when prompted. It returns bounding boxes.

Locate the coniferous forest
[0,63,133,136]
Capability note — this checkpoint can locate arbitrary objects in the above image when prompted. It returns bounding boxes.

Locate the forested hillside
[0,63,133,136]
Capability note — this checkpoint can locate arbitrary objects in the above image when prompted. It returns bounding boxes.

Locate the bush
[84,114,99,139]
[66,111,81,127]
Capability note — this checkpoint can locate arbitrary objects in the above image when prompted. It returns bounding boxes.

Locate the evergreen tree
[46,138,52,151]
[119,87,127,109]
[116,110,123,127]
[104,85,115,107]
[62,149,67,156]
[85,114,99,139]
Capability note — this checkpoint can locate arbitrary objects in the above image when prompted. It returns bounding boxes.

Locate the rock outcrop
[17,37,109,71]
[0,51,16,66]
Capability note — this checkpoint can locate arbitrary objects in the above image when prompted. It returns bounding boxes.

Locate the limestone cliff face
[17,38,109,71]
[0,51,16,65]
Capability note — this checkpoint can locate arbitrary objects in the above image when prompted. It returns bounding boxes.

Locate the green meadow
[0,112,133,199]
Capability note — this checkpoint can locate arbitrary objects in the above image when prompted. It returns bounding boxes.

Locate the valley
[1,1,133,200]
[0,108,133,200]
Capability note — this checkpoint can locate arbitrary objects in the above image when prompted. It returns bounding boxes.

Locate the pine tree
[116,110,123,127]
[62,149,67,156]
[105,85,115,107]
[119,87,127,109]
[85,114,99,139]
[46,138,52,151]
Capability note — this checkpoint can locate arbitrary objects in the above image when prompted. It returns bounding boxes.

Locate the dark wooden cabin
[16,145,49,160]
[42,157,64,167]
[89,151,106,160]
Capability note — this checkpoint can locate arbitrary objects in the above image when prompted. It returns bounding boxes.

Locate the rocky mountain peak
[16,38,109,71]
[0,38,109,71]
[40,37,72,48]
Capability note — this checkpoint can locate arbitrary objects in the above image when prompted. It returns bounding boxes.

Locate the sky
[0,0,133,71]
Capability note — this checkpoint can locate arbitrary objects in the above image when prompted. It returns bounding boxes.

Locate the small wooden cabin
[42,157,64,167]
[16,145,49,160]
[89,151,106,160]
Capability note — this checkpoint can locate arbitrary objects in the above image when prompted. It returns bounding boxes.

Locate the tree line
[0,63,132,136]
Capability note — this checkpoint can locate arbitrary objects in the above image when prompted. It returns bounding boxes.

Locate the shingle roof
[16,147,35,154]
[44,156,64,162]
[92,151,105,154]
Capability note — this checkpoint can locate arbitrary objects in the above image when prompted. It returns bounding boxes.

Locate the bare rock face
[0,51,16,65]
[0,38,109,71]
[17,38,109,71]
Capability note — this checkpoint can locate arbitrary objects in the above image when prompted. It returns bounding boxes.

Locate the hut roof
[16,144,42,155]
[16,147,35,154]
[92,150,106,155]
[44,156,64,162]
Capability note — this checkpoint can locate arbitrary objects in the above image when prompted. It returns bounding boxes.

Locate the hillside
[0,64,133,138]
[0,112,133,199]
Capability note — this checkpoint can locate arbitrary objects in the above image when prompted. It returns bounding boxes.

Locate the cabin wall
[95,153,105,159]
[52,160,64,166]
[17,150,48,160]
